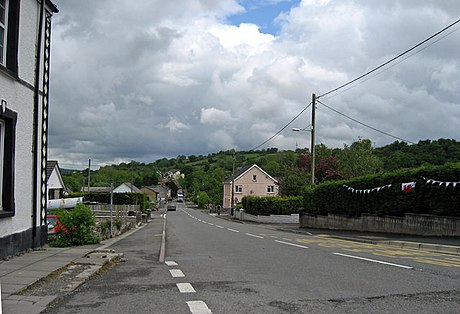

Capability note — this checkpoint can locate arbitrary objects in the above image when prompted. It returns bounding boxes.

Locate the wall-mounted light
[1,99,7,113]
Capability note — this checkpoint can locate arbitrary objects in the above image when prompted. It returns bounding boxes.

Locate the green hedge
[303,163,460,217]
[241,196,303,216]
[70,192,150,212]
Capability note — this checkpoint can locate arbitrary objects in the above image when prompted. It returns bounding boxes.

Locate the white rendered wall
[0,0,43,238]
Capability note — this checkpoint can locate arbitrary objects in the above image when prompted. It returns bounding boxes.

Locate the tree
[338,139,383,178]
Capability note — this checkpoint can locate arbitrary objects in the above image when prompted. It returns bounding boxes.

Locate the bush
[48,203,99,247]
[303,162,460,217]
[241,196,303,216]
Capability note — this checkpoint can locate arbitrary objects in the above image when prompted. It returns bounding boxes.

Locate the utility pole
[311,93,316,185]
[87,159,91,192]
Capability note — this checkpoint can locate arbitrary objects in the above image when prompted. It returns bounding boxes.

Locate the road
[45,203,460,313]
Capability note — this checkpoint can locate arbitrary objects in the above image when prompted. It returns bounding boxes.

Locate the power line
[250,102,312,151]
[321,25,460,101]
[317,99,416,144]
[318,18,460,99]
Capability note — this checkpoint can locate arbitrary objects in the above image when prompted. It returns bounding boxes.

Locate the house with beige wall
[223,164,279,209]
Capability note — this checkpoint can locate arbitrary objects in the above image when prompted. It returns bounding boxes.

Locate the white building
[0,0,58,259]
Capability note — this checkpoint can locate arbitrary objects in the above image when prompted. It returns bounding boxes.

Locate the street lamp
[292,125,315,185]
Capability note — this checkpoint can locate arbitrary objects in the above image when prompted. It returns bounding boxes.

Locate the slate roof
[46,160,58,181]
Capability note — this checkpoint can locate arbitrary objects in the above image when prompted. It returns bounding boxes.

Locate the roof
[46,0,59,13]
[117,183,141,193]
[46,160,58,181]
[224,164,278,184]
[81,187,111,193]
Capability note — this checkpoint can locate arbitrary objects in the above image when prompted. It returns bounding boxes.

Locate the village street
[43,203,460,314]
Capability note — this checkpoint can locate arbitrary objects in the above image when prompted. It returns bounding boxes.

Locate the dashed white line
[245,233,264,239]
[275,240,309,249]
[227,228,240,233]
[165,261,178,266]
[176,283,196,293]
[208,223,214,226]
[169,269,185,278]
[215,225,224,229]
[187,301,212,314]
[333,252,413,269]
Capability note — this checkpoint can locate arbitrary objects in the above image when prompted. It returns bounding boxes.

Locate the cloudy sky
[49,0,460,169]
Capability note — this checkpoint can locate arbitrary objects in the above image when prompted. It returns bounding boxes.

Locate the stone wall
[299,213,460,236]
[234,210,298,224]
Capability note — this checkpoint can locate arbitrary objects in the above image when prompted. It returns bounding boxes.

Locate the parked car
[167,204,177,211]
[46,214,68,238]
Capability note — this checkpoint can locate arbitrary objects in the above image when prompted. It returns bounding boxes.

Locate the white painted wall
[0,0,47,238]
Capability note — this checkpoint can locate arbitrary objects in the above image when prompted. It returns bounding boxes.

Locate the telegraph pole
[311,93,316,185]
[87,159,91,192]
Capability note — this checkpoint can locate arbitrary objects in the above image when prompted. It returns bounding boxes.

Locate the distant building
[140,186,158,203]
[81,187,112,193]
[113,183,141,193]
[223,164,279,209]
[46,161,67,200]
[148,185,172,202]
[0,0,59,259]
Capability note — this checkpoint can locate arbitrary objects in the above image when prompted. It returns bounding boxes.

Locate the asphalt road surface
[45,203,460,313]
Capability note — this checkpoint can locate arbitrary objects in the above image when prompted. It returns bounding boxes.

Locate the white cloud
[48,0,460,167]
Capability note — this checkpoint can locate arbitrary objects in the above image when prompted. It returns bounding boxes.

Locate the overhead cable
[317,99,416,144]
[318,18,460,99]
[250,102,312,151]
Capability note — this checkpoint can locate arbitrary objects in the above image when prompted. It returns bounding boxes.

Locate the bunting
[343,184,392,194]
[422,177,459,188]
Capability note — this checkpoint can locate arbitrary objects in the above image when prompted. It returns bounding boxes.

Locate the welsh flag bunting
[402,182,415,193]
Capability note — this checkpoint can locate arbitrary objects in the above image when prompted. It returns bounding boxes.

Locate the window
[0,0,19,73]
[235,185,242,193]
[267,185,275,193]
[0,119,4,210]
[0,106,16,218]
[252,175,257,182]
[0,0,8,66]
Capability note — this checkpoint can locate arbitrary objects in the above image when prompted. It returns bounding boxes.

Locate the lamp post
[292,126,314,184]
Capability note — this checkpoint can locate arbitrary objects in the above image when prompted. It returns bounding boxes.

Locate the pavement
[1,209,459,313]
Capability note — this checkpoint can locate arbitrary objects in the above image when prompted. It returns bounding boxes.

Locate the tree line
[62,138,460,206]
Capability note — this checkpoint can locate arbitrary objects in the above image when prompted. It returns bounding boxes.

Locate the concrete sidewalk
[0,213,165,314]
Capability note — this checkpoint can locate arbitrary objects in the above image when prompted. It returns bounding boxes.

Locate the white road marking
[187,301,212,314]
[227,228,240,233]
[202,221,207,224]
[169,269,186,278]
[245,233,264,239]
[333,252,414,269]
[208,223,214,226]
[176,283,196,293]
[275,240,309,249]
[216,225,224,229]
[165,261,178,266]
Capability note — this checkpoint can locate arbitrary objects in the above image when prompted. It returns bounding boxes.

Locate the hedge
[303,162,460,217]
[70,192,150,212]
[241,196,303,216]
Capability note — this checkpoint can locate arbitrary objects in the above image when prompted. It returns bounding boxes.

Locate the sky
[49,0,460,169]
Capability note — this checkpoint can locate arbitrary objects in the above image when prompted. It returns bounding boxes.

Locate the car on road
[167,204,177,211]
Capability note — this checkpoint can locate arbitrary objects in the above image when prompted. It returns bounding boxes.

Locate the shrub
[48,203,100,247]
[302,162,460,217]
[242,196,303,216]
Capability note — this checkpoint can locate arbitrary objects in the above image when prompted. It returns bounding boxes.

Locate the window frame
[0,106,16,218]
[0,0,8,66]
[267,185,275,193]
[235,185,243,193]
[252,174,257,182]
